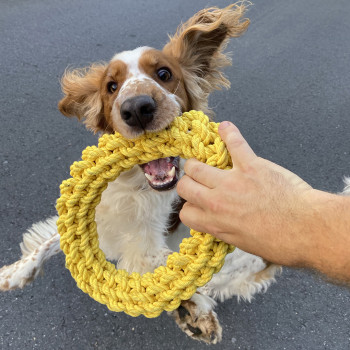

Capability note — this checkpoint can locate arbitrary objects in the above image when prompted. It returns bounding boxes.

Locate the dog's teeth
[168,166,175,178]
[144,173,154,182]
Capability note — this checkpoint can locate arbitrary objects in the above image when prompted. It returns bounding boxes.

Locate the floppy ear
[58,64,111,133]
[163,3,250,113]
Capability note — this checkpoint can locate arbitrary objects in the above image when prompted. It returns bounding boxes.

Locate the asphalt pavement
[0,0,350,349]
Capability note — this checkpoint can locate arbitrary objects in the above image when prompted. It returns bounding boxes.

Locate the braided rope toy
[56,110,234,318]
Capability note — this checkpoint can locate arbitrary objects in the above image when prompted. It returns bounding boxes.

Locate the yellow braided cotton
[56,110,234,318]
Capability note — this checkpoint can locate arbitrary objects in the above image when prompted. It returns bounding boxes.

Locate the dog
[0,4,282,344]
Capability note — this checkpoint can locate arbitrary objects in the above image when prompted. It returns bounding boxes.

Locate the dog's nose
[120,95,156,129]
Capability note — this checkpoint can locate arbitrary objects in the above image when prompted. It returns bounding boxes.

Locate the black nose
[120,95,156,129]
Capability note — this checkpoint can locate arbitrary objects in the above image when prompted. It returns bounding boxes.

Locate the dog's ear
[163,3,249,112]
[58,64,111,133]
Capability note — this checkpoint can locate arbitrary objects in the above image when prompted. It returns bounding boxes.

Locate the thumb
[218,121,257,168]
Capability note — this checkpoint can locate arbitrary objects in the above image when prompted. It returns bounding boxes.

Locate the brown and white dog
[0,4,282,344]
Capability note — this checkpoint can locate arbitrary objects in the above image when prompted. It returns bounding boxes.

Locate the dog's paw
[171,298,222,344]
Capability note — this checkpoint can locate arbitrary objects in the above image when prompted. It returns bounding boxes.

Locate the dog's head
[58,4,249,191]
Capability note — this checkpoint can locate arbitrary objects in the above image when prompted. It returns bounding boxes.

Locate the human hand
[177,121,316,266]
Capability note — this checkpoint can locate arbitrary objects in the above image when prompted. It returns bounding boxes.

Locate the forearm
[300,190,350,283]
[177,121,350,285]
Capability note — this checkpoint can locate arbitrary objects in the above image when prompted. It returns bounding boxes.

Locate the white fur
[0,217,60,291]
[341,177,350,195]
[112,46,151,72]
[190,292,217,314]
[203,250,281,302]
[96,166,177,273]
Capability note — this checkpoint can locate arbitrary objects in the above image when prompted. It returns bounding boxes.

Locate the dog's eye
[107,81,118,93]
[157,68,172,82]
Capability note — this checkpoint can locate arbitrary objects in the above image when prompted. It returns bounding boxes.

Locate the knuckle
[176,188,183,200]
[211,227,221,238]
[191,164,202,179]
[179,208,186,223]
[184,158,197,173]
[206,223,221,237]
[176,176,188,195]
[240,162,257,175]
[176,179,184,194]
[179,203,190,223]
[226,133,245,148]
[185,159,202,178]
[208,197,222,213]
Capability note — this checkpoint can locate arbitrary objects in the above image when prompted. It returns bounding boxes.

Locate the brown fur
[139,49,190,111]
[163,3,250,116]
[254,262,282,284]
[58,64,112,133]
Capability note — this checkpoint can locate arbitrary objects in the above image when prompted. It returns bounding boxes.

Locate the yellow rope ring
[56,110,234,318]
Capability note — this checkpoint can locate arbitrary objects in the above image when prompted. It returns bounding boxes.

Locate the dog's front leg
[112,243,173,275]
[143,248,173,270]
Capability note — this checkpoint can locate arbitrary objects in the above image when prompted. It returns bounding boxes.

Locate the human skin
[177,121,350,284]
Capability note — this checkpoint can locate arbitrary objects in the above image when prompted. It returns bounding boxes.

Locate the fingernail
[219,121,232,130]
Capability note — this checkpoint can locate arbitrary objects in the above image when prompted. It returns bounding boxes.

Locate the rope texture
[56,110,234,318]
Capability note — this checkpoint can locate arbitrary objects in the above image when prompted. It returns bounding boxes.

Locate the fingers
[184,159,224,188]
[180,202,232,243]
[218,121,257,169]
[176,174,211,207]
[179,202,212,233]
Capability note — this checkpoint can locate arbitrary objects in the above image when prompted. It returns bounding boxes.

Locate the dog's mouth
[140,156,180,191]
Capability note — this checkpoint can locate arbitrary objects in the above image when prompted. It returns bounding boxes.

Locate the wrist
[299,190,350,280]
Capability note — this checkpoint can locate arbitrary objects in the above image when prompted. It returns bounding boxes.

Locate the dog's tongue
[142,157,174,179]
[141,157,178,191]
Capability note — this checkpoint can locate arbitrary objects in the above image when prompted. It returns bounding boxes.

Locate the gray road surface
[1,0,350,349]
